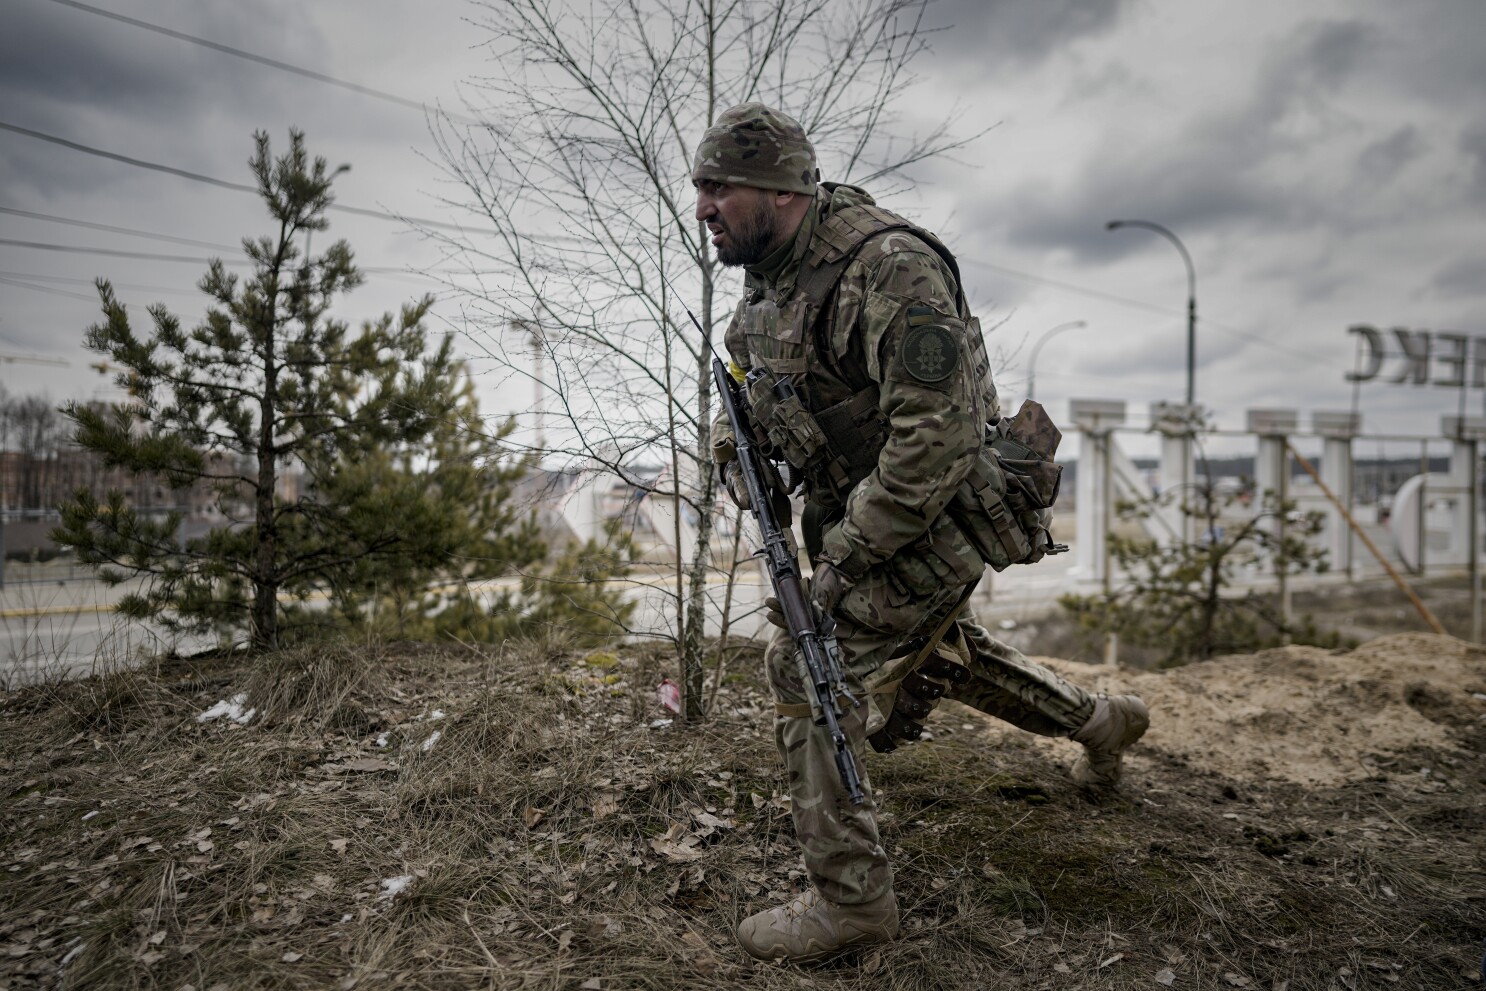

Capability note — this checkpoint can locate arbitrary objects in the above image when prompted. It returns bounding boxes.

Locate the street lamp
[1026,320,1087,402]
[1106,219,1197,408]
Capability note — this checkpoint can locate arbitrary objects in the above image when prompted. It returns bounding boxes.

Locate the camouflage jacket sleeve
[818,239,985,578]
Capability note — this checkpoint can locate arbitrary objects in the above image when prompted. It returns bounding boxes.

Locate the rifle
[711,359,866,805]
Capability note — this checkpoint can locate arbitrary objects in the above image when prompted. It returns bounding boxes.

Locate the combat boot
[736,887,899,963]
[1070,694,1149,789]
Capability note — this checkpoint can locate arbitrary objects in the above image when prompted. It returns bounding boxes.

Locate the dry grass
[2,636,1483,990]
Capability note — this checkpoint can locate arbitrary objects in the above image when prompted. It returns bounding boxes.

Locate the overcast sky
[3,0,1484,461]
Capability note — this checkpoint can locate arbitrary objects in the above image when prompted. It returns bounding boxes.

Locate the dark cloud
[1356,126,1424,185]
[973,18,1405,263]
[0,0,339,200]
[0,2,324,123]
[922,0,1129,71]
[0,3,185,115]
[1461,124,1486,201]
[1295,20,1375,88]
[1365,0,1486,107]
[1428,256,1486,299]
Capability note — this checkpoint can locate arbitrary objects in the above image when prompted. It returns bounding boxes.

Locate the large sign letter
[1344,325,1383,382]
[1435,332,1468,388]
[1390,328,1431,385]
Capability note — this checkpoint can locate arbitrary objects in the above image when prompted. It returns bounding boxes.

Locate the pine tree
[313,383,548,639]
[1059,487,1338,666]
[55,130,470,649]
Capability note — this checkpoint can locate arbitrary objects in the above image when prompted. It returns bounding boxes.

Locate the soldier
[694,103,1149,964]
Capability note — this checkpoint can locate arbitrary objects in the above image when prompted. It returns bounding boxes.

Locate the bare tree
[427,0,979,720]
[10,395,68,510]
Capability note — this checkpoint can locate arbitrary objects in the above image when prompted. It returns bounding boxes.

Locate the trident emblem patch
[902,324,958,383]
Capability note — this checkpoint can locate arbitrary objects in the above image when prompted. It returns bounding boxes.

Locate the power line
[0,244,453,288]
[962,255,1332,364]
[40,0,482,126]
[0,271,202,298]
[0,206,242,252]
[0,238,241,265]
[962,257,1176,320]
[0,121,255,192]
[0,121,478,234]
[5,112,1323,367]
[0,275,99,302]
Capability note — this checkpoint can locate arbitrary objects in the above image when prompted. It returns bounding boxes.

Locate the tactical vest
[735,186,998,511]
[733,185,1066,572]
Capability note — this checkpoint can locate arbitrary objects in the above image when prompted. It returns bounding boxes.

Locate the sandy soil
[971,633,1486,787]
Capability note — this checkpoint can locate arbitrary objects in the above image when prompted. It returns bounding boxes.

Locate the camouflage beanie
[691,103,817,195]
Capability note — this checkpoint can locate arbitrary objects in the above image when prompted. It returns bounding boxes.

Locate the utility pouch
[948,452,1024,571]
[745,369,830,470]
[949,400,1066,571]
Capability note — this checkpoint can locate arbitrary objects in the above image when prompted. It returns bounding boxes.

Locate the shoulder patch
[901,324,958,383]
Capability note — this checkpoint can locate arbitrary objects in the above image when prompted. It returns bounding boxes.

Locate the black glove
[810,561,851,617]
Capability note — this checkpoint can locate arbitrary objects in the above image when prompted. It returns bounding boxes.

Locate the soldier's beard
[716,197,779,267]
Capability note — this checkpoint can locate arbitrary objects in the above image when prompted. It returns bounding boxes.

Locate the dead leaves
[677,930,720,976]
[324,757,396,774]
[649,810,735,862]
[648,823,704,862]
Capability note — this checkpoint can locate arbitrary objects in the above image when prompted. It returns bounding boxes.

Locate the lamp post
[1026,320,1087,402]
[1106,219,1196,408]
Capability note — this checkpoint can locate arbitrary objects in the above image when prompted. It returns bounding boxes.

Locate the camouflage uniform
[700,108,1097,909]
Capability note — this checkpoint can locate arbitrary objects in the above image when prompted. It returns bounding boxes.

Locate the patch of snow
[375,732,390,748]
[429,709,446,720]
[379,875,415,900]
[420,730,442,753]
[197,693,255,725]
[81,810,99,821]
[648,718,673,729]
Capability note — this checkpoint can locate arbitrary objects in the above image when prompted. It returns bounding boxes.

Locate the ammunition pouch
[868,710,927,753]
[744,363,890,504]
[867,651,972,754]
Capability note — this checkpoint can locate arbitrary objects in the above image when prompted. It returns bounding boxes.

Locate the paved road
[0,552,1080,686]
[0,578,213,685]
[5,537,1413,686]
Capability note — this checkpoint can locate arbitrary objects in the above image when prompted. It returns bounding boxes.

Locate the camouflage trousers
[764,572,1095,905]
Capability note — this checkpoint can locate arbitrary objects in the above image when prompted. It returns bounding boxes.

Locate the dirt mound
[1013,633,1486,786]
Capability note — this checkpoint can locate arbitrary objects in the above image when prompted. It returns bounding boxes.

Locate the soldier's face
[694,181,779,267]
